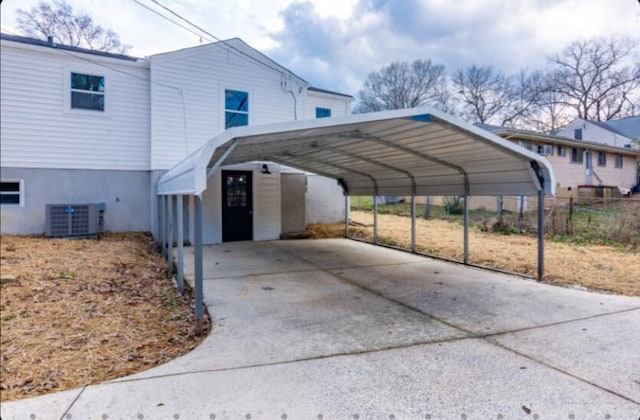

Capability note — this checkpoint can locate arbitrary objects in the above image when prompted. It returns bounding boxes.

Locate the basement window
[225,89,249,129]
[70,72,105,111]
[0,179,23,206]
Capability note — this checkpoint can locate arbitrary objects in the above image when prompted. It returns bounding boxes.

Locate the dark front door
[222,170,253,242]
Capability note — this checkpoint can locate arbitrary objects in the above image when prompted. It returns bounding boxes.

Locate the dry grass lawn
[0,233,210,402]
[309,211,640,296]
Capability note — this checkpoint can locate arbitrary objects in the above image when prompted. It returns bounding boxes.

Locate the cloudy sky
[1,0,639,96]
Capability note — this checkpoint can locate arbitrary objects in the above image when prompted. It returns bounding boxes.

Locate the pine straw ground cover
[0,233,210,402]
[307,211,640,297]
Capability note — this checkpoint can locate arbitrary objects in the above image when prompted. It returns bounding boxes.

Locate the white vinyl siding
[0,41,150,170]
[253,172,281,240]
[305,90,351,120]
[150,42,304,170]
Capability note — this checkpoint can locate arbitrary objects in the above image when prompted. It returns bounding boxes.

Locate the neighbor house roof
[602,116,640,140]
[476,124,640,156]
[158,107,555,198]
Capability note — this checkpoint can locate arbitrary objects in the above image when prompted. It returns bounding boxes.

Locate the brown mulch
[0,232,211,402]
[307,211,640,297]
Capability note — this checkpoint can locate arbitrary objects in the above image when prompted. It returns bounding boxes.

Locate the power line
[132,0,302,81]
[131,0,212,43]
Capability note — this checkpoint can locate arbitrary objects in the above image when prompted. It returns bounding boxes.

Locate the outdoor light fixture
[261,164,271,174]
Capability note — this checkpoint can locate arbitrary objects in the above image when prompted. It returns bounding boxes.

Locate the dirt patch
[0,233,211,402]
[308,212,640,297]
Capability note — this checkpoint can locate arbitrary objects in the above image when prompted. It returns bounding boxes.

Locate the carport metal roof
[157,107,555,197]
[156,107,556,322]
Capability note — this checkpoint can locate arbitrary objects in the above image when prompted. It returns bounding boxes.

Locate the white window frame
[63,69,110,116]
[223,87,251,129]
[0,179,24,207]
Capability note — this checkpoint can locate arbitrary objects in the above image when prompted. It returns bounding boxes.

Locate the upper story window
[598,151,606,167]
[570,147,584,164]
[225,89,249,129]
[557,145,566,157]
[70,72,105,111]
[574,128,582,140]
[315,107,331,118]
[1,180,23,206]
[615,154,623,169]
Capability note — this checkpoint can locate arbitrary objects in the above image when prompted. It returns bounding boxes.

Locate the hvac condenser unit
[45,203,104,237]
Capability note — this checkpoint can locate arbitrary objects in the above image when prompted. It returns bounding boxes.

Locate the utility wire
[131,0,213,42]
[132,0,301,81]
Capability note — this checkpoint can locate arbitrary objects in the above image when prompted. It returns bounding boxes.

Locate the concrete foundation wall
[306,175,345,224]
[281,173,306,233]
[1,168,150,235]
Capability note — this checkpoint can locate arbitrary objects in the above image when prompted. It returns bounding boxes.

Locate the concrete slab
[493,309,640,403]
[0,387,82,420]
[326,255,640,334]
[192,241,317,279]
[18,340,640,419]
[127,268,466,378]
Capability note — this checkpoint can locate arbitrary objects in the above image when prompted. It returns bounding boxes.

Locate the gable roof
[602,116,640,139]
[0,33,140,62]
[158,107,555,198]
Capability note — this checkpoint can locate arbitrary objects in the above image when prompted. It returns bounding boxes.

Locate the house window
[557,145,566,157]
[70,72,105,111]
[615,154,623,169]
[598,151,606,167]
[574,128,582,140]
[225,89,249,129]
[536,144,553,156]
[315,107,331,118]
[570,148,584,164]
[0,180,23,206]
[518,140,533,151]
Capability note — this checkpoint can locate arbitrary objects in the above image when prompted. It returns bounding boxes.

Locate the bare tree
[355,59,450,113]
[546,35,640,121]
[452,65,513,124]
[16,0,131,53]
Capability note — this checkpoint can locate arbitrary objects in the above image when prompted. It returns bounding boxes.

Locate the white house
[0,33,352,241]
[554,116,640,150]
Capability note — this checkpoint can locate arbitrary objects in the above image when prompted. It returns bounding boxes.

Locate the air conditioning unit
[46,203,104,237]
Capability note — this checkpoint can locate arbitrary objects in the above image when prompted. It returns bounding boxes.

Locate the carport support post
[167,195,174,275]
[194,194,204,320]
[373,195,378,243]
[411,195,416,253]
[463,195,469,264]
[344,195,350,238]
[537,190,544,281]
[159,196,166,258]
[176,194,184,294]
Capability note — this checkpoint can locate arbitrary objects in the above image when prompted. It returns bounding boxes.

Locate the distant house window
[557,145,566,157]
[70,72,105,111]
[615,154,623,169]
[315,107,331,118]
[598,151,606,167]
[225,89,249,129]
[574,128,582,140]
[518,140,533,151]
[536,144,553,156]
[570,148,584,164]
[0,180,23,206]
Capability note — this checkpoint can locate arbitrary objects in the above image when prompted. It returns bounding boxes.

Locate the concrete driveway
[2,239,639,419]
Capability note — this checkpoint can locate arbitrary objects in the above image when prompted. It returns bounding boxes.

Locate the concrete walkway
[2,239,639,419]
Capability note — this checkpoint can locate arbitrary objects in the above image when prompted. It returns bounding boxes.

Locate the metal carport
[156,107,555,319]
